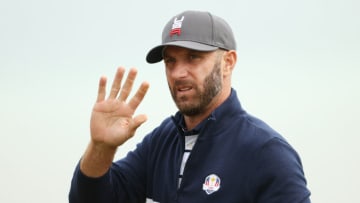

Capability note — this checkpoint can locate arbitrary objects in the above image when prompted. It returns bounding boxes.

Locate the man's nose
[170,61,189,78]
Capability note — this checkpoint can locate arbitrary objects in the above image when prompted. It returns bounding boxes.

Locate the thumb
[132,114,148,130]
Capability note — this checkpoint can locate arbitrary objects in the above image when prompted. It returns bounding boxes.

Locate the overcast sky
[0,0,359,202]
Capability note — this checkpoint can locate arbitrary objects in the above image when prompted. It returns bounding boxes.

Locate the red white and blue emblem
[202,174,221,195]
[170,16,184,37]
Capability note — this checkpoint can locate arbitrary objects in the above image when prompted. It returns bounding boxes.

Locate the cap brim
[146,41,218,64]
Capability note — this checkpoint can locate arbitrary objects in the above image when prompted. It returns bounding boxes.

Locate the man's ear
[223,50,237,75]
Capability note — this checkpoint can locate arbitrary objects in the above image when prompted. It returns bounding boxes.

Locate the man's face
[163,46,224,116]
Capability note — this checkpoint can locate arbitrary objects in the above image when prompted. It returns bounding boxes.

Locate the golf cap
[146,10,236,63]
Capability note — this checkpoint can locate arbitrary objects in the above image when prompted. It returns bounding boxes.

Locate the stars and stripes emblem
[170,16,184,37]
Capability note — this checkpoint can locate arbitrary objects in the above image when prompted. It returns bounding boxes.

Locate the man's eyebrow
[188,50,201,54]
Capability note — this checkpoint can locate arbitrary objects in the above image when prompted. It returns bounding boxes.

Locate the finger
[125,114,148,141]
[108,67,126,99]
[128,81,150,110]
[132,114,148,131]
[96,76,107,102]
[118,67,138,101]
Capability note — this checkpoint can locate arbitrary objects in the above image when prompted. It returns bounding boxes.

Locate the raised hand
[80,67,149,177]
[90,67,149,148]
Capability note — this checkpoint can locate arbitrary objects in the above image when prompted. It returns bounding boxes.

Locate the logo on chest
[202,174,221,195]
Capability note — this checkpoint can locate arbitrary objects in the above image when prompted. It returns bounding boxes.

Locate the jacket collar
[171,88,245,137]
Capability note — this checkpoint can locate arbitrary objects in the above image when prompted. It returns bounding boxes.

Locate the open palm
[90,67,149,148]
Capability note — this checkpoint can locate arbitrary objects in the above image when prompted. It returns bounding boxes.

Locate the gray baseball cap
[146,10,236,64]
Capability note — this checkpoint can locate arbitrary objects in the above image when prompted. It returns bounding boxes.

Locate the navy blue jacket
[69,89,311,203]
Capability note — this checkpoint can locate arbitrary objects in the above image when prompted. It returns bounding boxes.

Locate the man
[69,10,311,202]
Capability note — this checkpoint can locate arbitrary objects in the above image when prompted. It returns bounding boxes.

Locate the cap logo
[202,174,221,195]
[169,16,184,37]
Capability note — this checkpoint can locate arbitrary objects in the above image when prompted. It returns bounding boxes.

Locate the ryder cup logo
[202,174,221,195]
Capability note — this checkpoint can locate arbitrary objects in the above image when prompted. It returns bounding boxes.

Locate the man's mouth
[178,86,192,92]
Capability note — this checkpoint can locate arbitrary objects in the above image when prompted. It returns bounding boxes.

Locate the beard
[169,59,223,116]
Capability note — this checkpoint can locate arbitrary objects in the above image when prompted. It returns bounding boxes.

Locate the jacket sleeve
[251,137,311,203]
[68,163,118,203]
[69,135,151,203]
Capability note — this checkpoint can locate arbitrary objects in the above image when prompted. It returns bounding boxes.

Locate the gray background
[1,0,359,202]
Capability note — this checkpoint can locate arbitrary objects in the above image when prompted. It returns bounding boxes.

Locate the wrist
[80,141,117,177]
